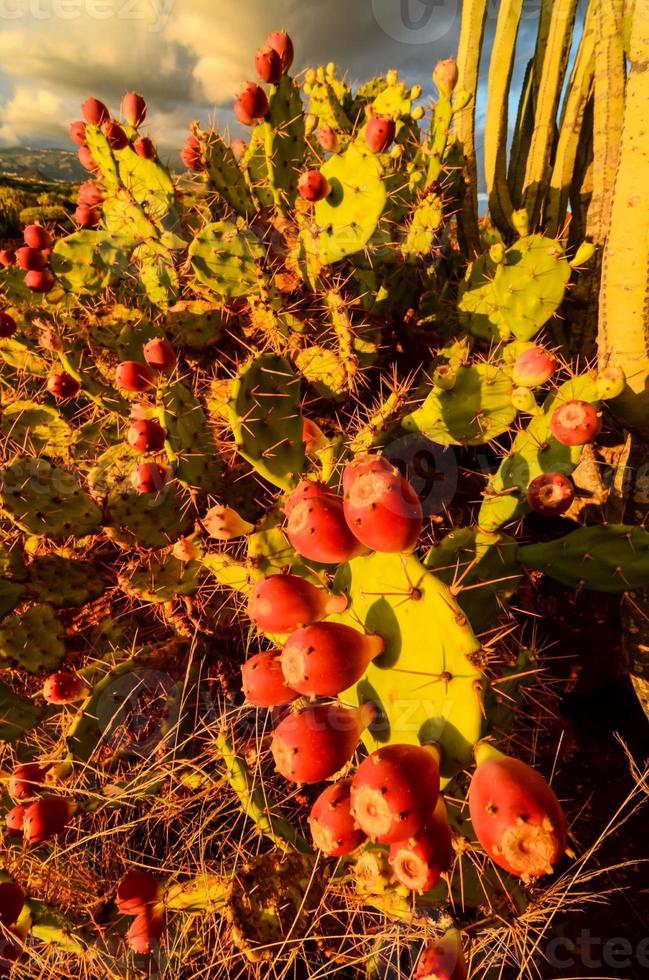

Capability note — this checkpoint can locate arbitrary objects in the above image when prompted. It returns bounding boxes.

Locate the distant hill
[0,147,86,183]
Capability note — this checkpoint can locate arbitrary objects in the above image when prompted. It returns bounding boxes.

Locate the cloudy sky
[0,0,545,162]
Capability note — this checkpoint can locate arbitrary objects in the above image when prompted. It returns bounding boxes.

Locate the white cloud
[0,86,68,144]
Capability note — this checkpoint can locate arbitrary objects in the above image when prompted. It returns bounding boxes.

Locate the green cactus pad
[204,132,255,216]
[159,381,221,493]
[0,401,73,458]
[479,375,600,530]
[119,552,205,602]
[0,457,102,538]
[227,354,305,491]
[0,603,65,673]
[116,145,178,228]
[0,680,43,741]
[0,579,26,619]
[402,190,444,260]
[425,528,521,631]
[332,551,484,780]
[459,235,571,342]
[133,240,179,310]
[294,345,347,399]
[103,190,158,241]
[51,230,131,296]
[27,556,106,608]
[0,336,49,376]
[188,221,264,298]
[264,76,307,210]
[305,66,353,131]
[402,363,516,445]
[89,444,192,549]
[165,300,226,350]
[520,525,649,592]
[312,145,387,264]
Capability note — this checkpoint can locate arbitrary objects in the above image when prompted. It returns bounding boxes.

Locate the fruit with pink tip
[78,145,99,171]
[343,454,423,553]
[255,44,282,84]
[432,58,459,97]
[247,574,348,634]
[68,121,87,145]
[316,126,338,153]
[285,480,364,564]
[81,97,110,125]
[265,29,294,73]
[127,419,167,453]
[9,763,50,801]
[134,136,155,160]
[102,120,128,150]
[280,622,383,697]
[297,169,330,202]
[308,778,366,856]
[241,651,299,708]
[47,372,80,399]
[202,504,254,540]
[25,269,56,293]
[230,138,246,161]
[42,671,90,704]
[350,744,441,844]
[142,337,176,373]
[23,224,52,249]
[0,312,16,338]
[116,870,162,915]
[78,180,104,207]
[512,346,557,387]
[234,82,269,125]
[271,702,374,783]
[15,246,45,272]
[415,929,467,980]
[388,797,453,892]
[527,473,575,516]
[365,116,396,153]
[180,134,203,171]
[131,462,168,495]
[121,91,147,127]
[23,797,75,844]
[115,360,156,392]
[550,400,602,445]
[75,204,100,228]
[468,741,567,879]
[127,909,164,954]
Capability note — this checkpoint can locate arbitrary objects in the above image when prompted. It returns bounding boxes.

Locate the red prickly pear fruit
[308,778,366,856]
[350,743,441,844]
[271,702,375,783]
[131,462,168,495]
[142,337,176,373]
[432,58,459,98]
[280,622,383,697]
[23,224,52,249]
[0,312,17,339]
[42,670,90,704]
[550,400,602,446]
[248,574,348,634]
[230,138,246,161]
[365,116,396,153]
[115,360,156,392]
[121,91,147,127]
[316,125,339,153]
[68,120,87,146]
[23,797,75,844]
[81,97,110,125]
[180,134,203,171]
[285,480,365,564]
[512,346,557,387]
[0,249,15,267]
[47,371,80,399]
[415,929,467,980]
[265,29,294,74]
[255,45,283,85]
[468,741,567,879]
[78,145,99,171]
[234,82,269,125]
[15,246,45,272]
[25,269,55,293]
[134,136,155,160]
[5,806,26,837]
[202,503,254,540]
[78,180,104,207]
[342,454,423,553]
[526,472,574,516]
[127,908,164,954]
[75,204,100,228]
[241,651,299,708]
[388,797,453,892]
[9,762,50,801]
[102,119,129,151]
[127,418,167,453]
[116,870,162,915]
[297,169,330,202]
[0,882,24,928]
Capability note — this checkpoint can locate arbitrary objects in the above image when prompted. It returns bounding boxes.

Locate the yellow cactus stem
[456,0,490,254]
[597,0,649,433]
